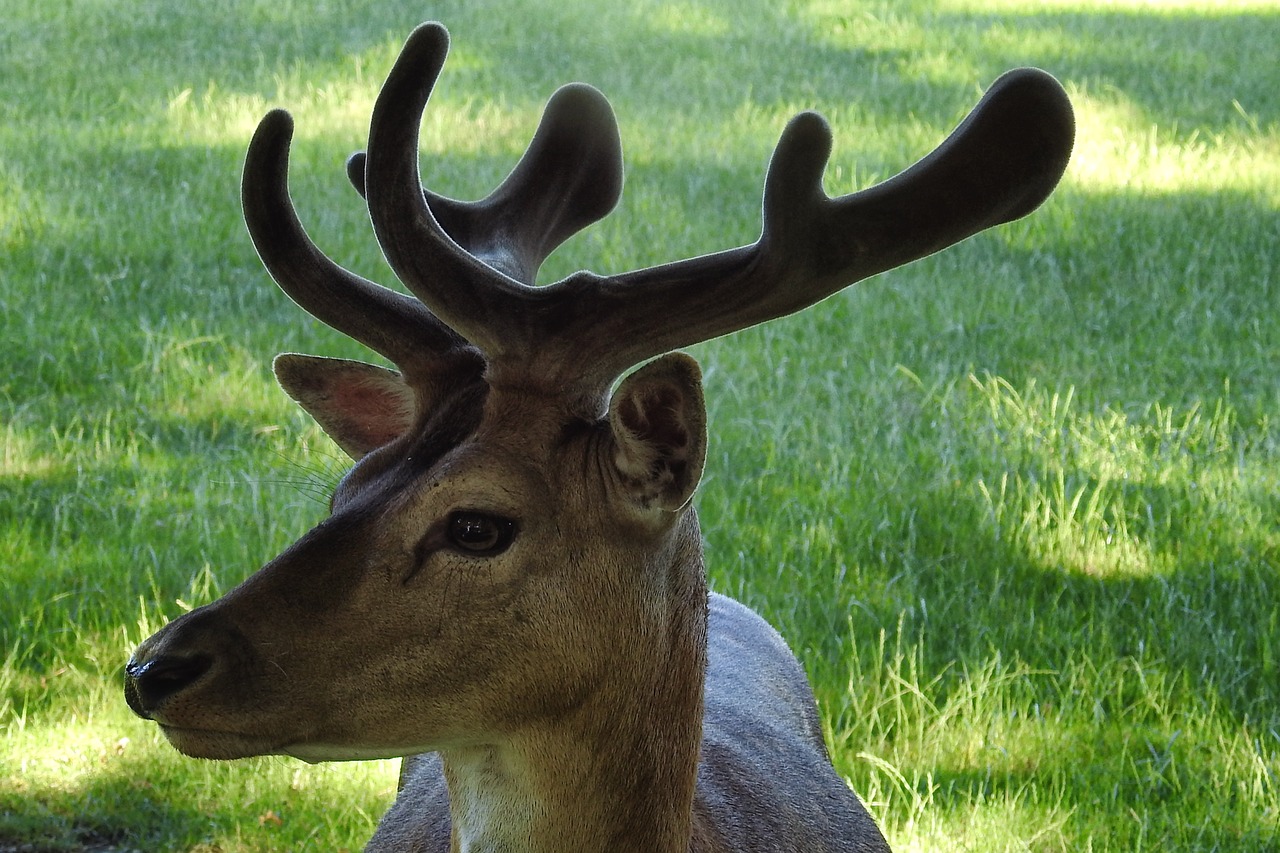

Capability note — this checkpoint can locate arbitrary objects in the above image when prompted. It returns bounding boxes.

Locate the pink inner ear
[275,355,420,458]
[327,378,416,449]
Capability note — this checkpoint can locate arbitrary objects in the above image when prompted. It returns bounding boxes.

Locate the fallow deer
[125,22,1073,853]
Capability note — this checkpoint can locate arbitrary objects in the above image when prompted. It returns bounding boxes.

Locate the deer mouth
[155,722,289,761]
[169,727,426,764]
[123,671,287,760]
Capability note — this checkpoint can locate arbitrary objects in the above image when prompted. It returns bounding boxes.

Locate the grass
[2,0,1277,849]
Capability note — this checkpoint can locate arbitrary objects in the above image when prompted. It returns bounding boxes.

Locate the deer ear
[273,354,416,459]
[608,353,707,512]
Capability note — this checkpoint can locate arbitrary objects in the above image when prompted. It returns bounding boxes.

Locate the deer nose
[124,654,213,718]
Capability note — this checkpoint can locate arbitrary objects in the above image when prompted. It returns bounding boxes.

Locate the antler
[241,29,624,381]
[584,65,1075,379]
[241,109,460,380]
[346,83,621,287]
[361,23,1074,402]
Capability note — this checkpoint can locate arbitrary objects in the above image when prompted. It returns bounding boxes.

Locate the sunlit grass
[1069,93,1279,197]
[940,0,1276,12]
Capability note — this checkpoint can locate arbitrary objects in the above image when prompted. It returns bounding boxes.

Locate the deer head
[125,21,1073,851]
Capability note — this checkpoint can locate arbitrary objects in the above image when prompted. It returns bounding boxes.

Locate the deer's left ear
[273,354,416,459]
[608,353,707,512]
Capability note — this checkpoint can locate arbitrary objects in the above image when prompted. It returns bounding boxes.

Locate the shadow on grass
[1,764,213,852]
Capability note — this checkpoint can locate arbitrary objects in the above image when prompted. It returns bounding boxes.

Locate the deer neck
[440,517,709,853]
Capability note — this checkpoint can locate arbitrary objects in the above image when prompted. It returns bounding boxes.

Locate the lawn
[2,0,1277,849]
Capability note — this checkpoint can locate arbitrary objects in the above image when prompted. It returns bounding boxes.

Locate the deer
[124,21,1073,853]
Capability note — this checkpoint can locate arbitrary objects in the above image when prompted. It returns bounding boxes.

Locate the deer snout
[124,604,253,721]
[124,652,213,718]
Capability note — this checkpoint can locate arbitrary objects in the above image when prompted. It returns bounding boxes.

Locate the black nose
[124,654,213,718]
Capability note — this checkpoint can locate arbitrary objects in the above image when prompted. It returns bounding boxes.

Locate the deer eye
[447,512,516,555]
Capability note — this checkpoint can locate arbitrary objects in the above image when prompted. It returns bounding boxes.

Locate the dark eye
[447,512,516,555]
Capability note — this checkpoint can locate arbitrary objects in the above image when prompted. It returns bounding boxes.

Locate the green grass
[2,0,1277,849]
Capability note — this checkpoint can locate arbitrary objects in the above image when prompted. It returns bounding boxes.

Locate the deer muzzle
[124,651,213,719]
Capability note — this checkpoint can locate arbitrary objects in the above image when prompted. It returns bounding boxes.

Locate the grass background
[2,0,1277,849]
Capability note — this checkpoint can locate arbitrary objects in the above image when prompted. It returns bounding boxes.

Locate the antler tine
[242,109,466,376]
[346,82,623,288]
[364,23,551,360]
[559,67,1075,390]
